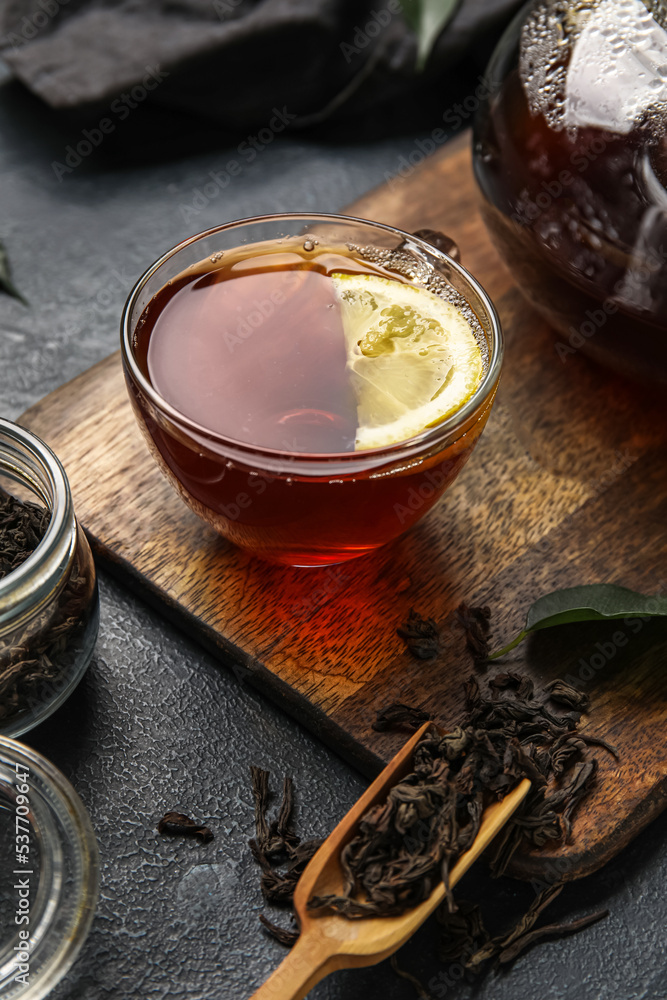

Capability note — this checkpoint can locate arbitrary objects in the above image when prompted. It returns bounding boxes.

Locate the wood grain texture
[19,134,667,881]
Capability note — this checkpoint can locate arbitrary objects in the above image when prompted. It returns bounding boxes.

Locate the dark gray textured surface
[1,58,666,1000]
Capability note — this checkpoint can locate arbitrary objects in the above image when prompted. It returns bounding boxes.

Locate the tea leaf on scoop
[0,241,27,305]
[249,671,611,970]
[308,666,617,920]
[402,0,462,71]
[489,584,667,659]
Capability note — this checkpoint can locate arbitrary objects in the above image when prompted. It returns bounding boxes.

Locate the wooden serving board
[20,135,667,882]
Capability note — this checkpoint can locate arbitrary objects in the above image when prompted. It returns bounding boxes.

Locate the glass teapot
[473,0,667,382]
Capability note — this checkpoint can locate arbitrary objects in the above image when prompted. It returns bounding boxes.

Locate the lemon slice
[331,272,484,450]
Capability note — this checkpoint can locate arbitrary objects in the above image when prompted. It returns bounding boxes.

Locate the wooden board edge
[92,537,659,884]
[91,539,387,780]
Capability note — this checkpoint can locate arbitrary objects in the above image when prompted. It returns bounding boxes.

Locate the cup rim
[120,212,503,465]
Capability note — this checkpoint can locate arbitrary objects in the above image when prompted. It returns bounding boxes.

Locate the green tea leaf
[489,584,667,659]
[402,0,461,72]
[0,241,27,305]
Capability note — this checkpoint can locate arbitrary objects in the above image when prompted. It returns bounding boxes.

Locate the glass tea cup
[121,214,503,567]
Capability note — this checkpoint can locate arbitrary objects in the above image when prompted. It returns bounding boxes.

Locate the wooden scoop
[249,722,531,1000]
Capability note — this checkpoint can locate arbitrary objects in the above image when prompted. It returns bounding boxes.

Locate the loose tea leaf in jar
[0,485,96,729]
[0,486,50,578]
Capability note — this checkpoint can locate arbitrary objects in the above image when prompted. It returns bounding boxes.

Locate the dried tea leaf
[326,664,615,918]
[157,811,213,842]
[249,677,610,977]
[436,898,489,962]
[544,680,590,712]
[490,584,667,659]
[0,487,50,579]
[398,609,440,659]
[373,703,430,732]
[259,913,299,947]
[390,955,435,999]
[457,603,492,666]
[468,883,564,967]
[248,768,323,940]
[497,908,609,965]
[0,488,93,726]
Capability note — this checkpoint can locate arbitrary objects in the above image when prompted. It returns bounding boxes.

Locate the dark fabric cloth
[0,0,521,131]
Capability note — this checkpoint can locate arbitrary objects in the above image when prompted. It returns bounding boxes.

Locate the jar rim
[0,737,99,999]
[0,420,76,630]
[120,212,504,472]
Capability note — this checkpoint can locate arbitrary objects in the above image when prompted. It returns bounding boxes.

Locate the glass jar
[0,736,99,999]
[0,419,99,736]
[473,0,667,381]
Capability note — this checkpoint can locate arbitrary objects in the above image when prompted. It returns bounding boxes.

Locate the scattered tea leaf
[464,882,608,968]
[457,602,492,666]
[489,584,667,659]
[402,0,462,71]
[258,913,299,947]
[497,907,609,965]
[249,593,618,970]
[248,767,324,944]
[544,679,590,712]
[157,811,214,842]
[0,241,27,305]
[398,608,440,659]
[248,672,609,972]
[437,898,489,962]
[373,702,429,732]
[250,768,300,857]
[467,883,563,968]
[390,955,435,999]
[309,665,613,920]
